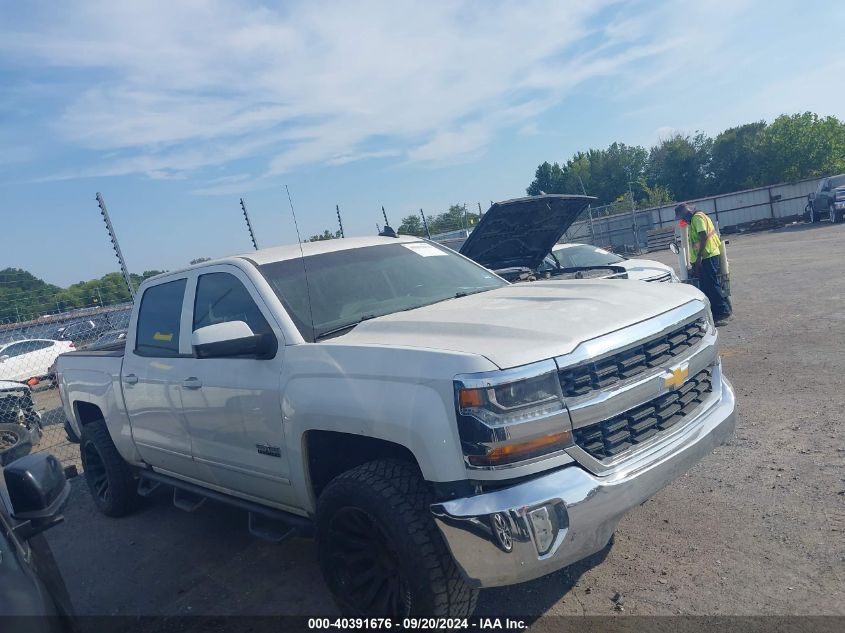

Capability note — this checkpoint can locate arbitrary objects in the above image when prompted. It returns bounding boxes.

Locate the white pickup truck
[57,195,736,617]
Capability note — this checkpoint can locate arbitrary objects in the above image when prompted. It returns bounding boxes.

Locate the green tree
[526,143,648,205]
[308,229,342,242]
[759,112,845,183]
[646,133,712,201]
[709,122,766,193]
[397,214,425,236]
[190,257,211,265]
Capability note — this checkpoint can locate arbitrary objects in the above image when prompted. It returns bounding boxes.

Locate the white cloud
[0,0,783,189]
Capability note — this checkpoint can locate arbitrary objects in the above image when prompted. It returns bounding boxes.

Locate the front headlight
[455,361,573,468]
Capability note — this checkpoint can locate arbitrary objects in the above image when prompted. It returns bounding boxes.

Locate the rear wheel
[316,459,478,618]
[80,419,137,517]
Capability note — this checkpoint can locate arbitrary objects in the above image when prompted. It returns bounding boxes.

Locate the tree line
[527,112,845,209]
[305,112,845,239]
[0,268,163,322]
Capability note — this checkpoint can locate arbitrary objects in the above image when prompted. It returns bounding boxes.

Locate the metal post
[628,180,640,252]
[420,209,431,239]
[13,302,21,323]
[240,198,259,250]
[336,205,345,238]
[96,192,136,300]
[96,287,103,307]
[382,206,390,227]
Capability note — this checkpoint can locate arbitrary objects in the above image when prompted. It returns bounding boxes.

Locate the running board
[137,478,162,498]
[173,488,206,512]
[248,512,296,543]
[137,469,313,538]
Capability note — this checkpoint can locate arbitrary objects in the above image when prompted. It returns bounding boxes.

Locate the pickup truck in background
[807,173,845,223]
[56,195,736,617]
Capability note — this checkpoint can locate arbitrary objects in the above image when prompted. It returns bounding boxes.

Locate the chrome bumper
[431,375,736,588]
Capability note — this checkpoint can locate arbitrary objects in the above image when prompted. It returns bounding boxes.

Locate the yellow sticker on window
[153,332,173,342]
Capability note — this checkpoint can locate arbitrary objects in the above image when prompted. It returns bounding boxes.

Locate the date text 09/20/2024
[307,618,527,629]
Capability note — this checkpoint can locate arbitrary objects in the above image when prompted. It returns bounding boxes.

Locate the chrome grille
[573,368,713,460]
[558,318,707,398]
[645,272,673,283]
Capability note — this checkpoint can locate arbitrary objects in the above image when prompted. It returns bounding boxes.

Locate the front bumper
[431,375,736,588]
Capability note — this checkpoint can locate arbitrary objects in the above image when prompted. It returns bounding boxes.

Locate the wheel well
[305,431,420,500]
[74,401,104,426]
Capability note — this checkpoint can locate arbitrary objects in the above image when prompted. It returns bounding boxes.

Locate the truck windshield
[544,244,625,270]
[258,241,506,341]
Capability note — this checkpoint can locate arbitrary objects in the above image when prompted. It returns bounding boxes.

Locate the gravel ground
[44,222,845,626]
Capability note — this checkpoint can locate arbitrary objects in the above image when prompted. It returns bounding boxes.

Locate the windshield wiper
[453,287,490,299]
[315,314,379,341]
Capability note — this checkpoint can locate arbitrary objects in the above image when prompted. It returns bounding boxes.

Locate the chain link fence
[0,301,132,473]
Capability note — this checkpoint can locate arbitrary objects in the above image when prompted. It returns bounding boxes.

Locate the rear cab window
[135,279,187,357]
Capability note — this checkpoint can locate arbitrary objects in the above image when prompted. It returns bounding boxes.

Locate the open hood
[459,194,595,271]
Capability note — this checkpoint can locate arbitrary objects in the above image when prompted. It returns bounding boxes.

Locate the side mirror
[3,453,70,540]
[669,242,679,255]
[192,321,277,360]
[0,355,8,362]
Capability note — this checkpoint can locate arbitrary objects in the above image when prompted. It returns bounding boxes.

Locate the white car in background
[0,339,75,382]
[542,243,679,283]
[444,196,679,283]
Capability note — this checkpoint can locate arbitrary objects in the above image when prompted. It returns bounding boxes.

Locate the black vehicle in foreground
[0,453,75,631]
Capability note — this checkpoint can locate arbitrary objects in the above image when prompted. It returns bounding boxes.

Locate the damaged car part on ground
[56,215,736,617]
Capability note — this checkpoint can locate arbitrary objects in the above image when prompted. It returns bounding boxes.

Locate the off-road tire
[316,459,478,617]
[80,419,137,517]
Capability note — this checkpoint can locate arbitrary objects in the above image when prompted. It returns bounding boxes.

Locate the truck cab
[808,174,845,223]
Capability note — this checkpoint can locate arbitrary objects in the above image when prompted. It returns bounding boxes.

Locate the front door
[177,267,295,509]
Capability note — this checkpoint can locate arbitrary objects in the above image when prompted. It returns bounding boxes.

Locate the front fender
[280,345,495,512]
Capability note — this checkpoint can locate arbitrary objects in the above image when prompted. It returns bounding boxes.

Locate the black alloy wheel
[325,506,411,617]
[82,439,110,504]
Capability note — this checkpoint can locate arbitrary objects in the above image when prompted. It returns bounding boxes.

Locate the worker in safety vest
[675,203,732,323]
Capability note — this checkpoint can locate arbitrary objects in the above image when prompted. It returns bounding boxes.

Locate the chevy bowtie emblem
[664,366,689,390]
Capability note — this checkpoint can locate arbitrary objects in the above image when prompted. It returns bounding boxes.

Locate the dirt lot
[43,223,845,625]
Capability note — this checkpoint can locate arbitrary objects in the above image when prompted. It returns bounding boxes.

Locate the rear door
[121,277,201,477]
[177,266,295,508]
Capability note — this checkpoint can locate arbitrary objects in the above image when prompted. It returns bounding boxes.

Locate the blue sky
[2,0,843,287]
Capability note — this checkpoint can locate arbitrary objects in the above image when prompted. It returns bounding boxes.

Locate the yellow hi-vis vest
[688,212,721,264]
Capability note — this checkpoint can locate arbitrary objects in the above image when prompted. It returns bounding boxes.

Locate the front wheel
[316,460,478,618]
[80,419,138,517]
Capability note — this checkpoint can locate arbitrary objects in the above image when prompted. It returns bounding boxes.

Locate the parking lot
[43,223,845,626]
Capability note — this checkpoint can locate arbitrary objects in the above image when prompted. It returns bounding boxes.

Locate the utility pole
[95,192,136,300]
[420,209,431,239]
[240,198,259,250]
[336,205,345,238]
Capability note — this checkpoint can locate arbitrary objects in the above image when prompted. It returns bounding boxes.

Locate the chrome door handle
[123,374,138,385]
[182,377,203,389]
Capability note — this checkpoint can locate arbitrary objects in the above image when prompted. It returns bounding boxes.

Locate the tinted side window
[32,340,53,351]
[135,279,187,357]
[193,273,271,335]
